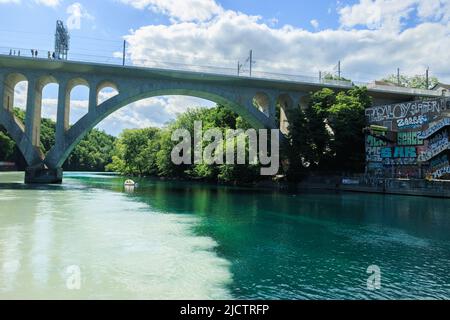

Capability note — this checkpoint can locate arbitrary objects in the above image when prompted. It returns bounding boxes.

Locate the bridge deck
[0,55,446,101]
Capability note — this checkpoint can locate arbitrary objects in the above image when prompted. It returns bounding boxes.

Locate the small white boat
[124,179,136,187]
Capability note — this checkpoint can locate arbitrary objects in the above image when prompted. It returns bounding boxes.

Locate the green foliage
[0,131,15,160]
[64,129,116,171]
[322,72,352,83]
[107,105,261,183]
[286,87,371,178]
[382,74,439,90]
[40,118,56,153]
[327,87,371,170]
[106,128,160,175]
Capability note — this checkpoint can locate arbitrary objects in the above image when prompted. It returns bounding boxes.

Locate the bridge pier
[25,166,63,184]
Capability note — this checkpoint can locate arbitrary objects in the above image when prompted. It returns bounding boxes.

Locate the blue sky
[1,0,449,135]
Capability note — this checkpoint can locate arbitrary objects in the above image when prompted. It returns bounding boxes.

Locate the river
[0,172,450,299]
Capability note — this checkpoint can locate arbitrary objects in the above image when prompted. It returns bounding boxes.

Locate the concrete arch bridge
[0,55,445,183]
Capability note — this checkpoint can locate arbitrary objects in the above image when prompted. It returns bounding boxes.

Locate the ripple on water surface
[0,173,232,299]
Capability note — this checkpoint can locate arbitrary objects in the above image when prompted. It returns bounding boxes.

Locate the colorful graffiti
[418,118,450,139]
[366,135,387,147]
[397,131,423,146]
[380,146,417,159]
[418,130,450,162]
[432,166,450,179]
[396,115,428,129]
[365,97,450,180]
[365,99,445,123]
[366,147,382,162]
[430,155,449,172]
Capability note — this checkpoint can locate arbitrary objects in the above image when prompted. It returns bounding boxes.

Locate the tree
[0,131,15,161]
[64,129,116,171]
[326,87,371,171]
[106,128,160,176]
[286,87,370,179]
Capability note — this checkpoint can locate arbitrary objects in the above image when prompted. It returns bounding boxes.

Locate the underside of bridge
[1,56,446,184]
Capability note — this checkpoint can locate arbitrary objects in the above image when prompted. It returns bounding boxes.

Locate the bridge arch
[45,86,274,169]
[253,92,271,117]
[0,72,44,166]
[96,80,119,106]
[67,78,90,125]
[3,72,28,113]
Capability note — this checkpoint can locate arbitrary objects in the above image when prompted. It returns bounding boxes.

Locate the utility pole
[397,68,400,86]
[237,61,243,76]
[426,67,429,89]
[249,50,253,77]
[338,60,341,80]
[122,40,126,66]
[319,71,322,82]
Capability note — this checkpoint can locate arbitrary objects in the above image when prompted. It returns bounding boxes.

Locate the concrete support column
[0,73,4,113]
[25,77,42,148]
[56,79,69,147]
[88,81,98,114]
[1,75,15,113]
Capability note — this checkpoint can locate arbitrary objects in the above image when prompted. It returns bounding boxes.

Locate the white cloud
[120,0,223,22]
[34,0,60,7]
[0,0,60,6]
[0,0,21,4]
[97,96,214,136]
[339,0,450,31]
[66,2,94,30]
[124,10,450,84]
[310,19,319,29]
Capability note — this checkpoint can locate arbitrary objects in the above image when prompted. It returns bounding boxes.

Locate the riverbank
[149,173,450,199]
[298,175,450,199]
[0,162,17,171]
[4,170,450,198]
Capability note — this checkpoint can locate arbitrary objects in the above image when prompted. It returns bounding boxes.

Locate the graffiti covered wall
[365,98,450,179]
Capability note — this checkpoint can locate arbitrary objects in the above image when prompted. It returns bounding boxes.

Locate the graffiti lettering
[381,147,417,159]
[397,131,423,146]
[418,131,450,162]
[432,166,450,179]
[366,100,443,123]
[430,155,449,172]
[366,147,382,162]
[418,118,450,140]
[397,115,428,129]
[366,135,387,147]
[382,158,417,166]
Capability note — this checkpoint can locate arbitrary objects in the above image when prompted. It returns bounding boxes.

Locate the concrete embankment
[298,175,450,199]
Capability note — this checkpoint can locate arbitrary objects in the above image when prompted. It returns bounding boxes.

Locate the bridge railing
[2,47,447,97]
[0,46,357,87]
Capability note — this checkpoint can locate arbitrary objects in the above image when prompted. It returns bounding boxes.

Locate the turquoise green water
[1,172,450,299]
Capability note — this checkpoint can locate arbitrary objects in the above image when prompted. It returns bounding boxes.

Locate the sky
[1,0,450,136]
